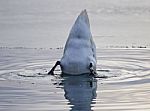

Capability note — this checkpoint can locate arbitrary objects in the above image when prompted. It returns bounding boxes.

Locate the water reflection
[56,74,97,111]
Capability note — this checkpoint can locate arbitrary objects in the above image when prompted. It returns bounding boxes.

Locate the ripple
[0,48,150,111]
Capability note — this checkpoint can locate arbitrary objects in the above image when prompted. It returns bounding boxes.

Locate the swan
[48,9,97,75]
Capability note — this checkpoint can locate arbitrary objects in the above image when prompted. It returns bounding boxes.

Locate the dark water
[0,48,150,111]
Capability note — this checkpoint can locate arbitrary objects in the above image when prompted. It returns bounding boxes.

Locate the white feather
[61,10,96,75]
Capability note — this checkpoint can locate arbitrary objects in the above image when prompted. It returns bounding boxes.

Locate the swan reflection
[56,75,97,111]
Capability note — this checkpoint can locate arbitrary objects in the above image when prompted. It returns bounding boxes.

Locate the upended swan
[48,9,97,75]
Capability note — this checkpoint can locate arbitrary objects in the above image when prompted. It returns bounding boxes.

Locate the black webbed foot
[89,63,97,77]
[48,61,60,75]
[48,70,54,75]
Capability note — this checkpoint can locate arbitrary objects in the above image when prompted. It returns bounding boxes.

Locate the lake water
[0,0,150,111]
[0,48,150,111]
[0,0,150,48]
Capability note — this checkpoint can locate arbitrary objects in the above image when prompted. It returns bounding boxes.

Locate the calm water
[0,48,150,111]
[0,0,150,110]
[0,0,150,48]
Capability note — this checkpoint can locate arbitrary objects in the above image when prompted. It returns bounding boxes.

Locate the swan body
[60,10,96,75]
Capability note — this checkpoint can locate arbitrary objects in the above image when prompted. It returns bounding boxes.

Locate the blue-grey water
[0,0,150,48]
[0,48,150,111]
[0,0,150,111]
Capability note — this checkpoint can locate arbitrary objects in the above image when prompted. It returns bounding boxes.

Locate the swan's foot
[48,70,54,75]
[89,63,97,77]
[48,61,60,75]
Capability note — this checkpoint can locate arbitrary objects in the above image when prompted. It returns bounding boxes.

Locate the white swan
[48,9,97,75]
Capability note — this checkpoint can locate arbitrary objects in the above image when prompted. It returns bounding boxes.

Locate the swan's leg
[48,61,60,75]
[89,63,97,76]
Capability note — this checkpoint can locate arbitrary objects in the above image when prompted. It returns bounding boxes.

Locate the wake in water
[0,48,150,111]
[1,48,149,83]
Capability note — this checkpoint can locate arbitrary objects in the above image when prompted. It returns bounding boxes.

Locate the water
[0,48,150,111]
[0,0,150,110]
[0,0,150,48]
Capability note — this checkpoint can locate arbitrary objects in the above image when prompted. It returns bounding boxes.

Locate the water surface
[0,48,150,111]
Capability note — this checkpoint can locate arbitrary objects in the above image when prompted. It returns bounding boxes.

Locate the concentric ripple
[0,48,150,111]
